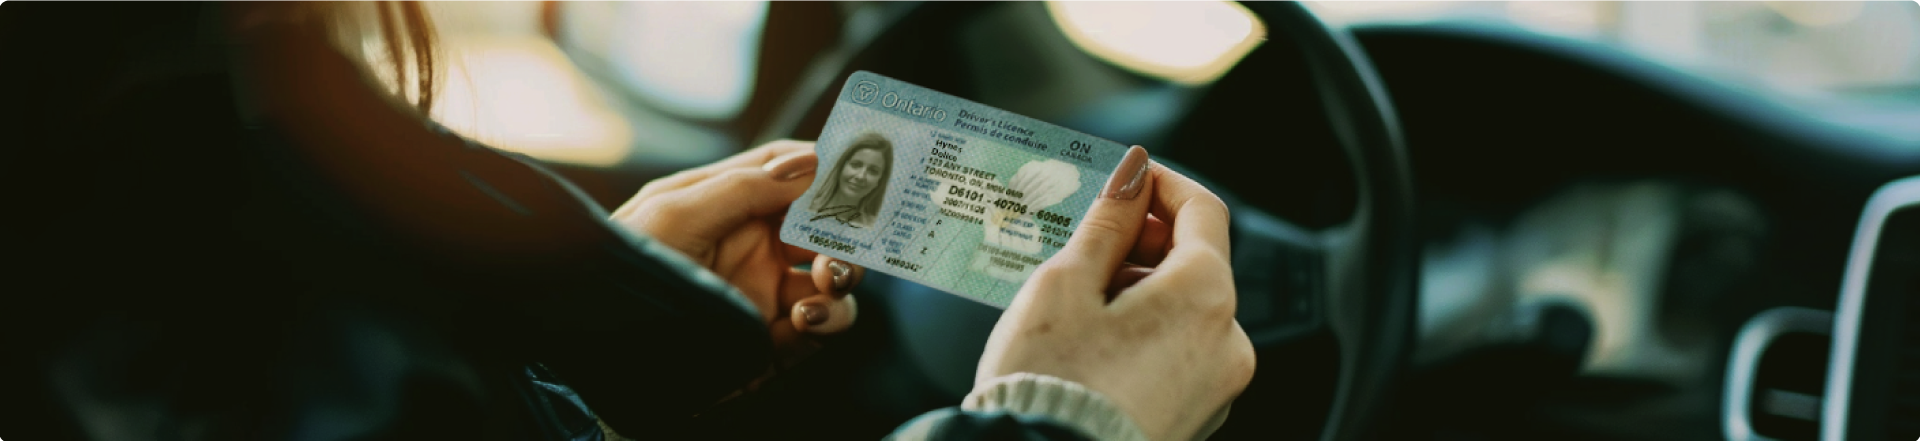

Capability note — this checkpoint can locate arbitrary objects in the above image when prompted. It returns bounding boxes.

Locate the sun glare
[1046,1,1266,85]
[430,36,636,167]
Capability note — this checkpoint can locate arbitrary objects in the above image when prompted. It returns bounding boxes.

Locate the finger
[642,165,815,245]
[810,255,865,298]
[1145,162,1232,267]
[1127,213,1173,267]
[634,145,816,207]
[791,293,858,335]
[777,268,822,312]
[1045,145,1154,289]
[1110,165,1236,312]
[657,140,816,190]
[1104,264,1153,302]
[721,139,818,170]
[617,141,817,217]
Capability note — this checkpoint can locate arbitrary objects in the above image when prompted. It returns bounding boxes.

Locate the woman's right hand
[974,146,1255,441]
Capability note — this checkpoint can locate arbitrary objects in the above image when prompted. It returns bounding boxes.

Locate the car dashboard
[1346,21,1920,441]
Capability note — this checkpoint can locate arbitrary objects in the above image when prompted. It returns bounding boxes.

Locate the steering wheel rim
[765,2,1417,440]
[1226,3,1418,441]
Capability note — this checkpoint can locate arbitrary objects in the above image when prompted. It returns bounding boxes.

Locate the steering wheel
[766,2,1417,440]
[1177,3,1418,441]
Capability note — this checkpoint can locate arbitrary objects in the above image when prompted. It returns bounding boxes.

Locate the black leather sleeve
[388,126,778,436]
[886,408,1096,441]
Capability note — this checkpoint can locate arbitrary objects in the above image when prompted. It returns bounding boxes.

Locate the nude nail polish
[828,260,852,290]
[798,303,829,326]
[1103,146,1150,200]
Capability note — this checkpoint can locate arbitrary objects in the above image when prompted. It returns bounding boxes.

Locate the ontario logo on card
[851,80,879,105]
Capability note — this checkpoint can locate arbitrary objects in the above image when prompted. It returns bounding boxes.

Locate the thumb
[1049,146,1154,287]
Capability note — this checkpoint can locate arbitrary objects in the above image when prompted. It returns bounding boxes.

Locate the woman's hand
[610,140,865,366]
[974,146,1256,441]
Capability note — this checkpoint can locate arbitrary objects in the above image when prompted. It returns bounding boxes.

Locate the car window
[1302,1,1920,98]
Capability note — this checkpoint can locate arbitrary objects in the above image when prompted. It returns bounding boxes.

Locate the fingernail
[1103,146,1150,200]
[798,303,829,326]
[762,152,818,181]
[827,260,852,290]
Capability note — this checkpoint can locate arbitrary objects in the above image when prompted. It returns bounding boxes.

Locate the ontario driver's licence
[779,71,1131,308]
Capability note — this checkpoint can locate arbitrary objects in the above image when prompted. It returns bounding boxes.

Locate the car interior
[525,2,1920,440]
[6,2,1918,441]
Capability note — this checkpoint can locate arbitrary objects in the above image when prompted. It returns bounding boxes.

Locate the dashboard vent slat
[1879,206,1917,441]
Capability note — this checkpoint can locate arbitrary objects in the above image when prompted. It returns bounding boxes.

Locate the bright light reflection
[1618,2,1708,66]
[429,36,635,167]
[1764,1,1866,27]
[1046,1,1265,85]
[1301,0,1920,93]
[1304,1,1481,26]
[611,1,769,120]
[1755,1,1918,91]
[1507,1,1606,38]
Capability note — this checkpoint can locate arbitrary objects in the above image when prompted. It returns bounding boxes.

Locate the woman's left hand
[610,140,864,372]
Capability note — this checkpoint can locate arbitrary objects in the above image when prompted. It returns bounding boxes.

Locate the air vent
[1872,207,1917,441]
[1751,333,1832,440]
[1725,306,1833,441]
[1824,176,1920,441]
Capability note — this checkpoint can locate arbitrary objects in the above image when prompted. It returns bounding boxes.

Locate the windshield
[1303,1,1920,98]
[411,1,1918,168]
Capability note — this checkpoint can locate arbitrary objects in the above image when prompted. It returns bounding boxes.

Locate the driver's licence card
[779,71,1131,308]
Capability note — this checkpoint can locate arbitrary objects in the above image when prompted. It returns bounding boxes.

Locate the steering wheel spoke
[1168,3,1418,440]
[1231,191,1332,343]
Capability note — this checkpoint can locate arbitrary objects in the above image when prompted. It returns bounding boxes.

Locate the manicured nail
[1103,146,1150,200]
[827,260,852,290]
[762,152,818,181]
[798,303,829,326]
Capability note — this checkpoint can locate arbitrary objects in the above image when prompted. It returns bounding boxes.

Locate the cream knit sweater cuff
[961,373,1151,441]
